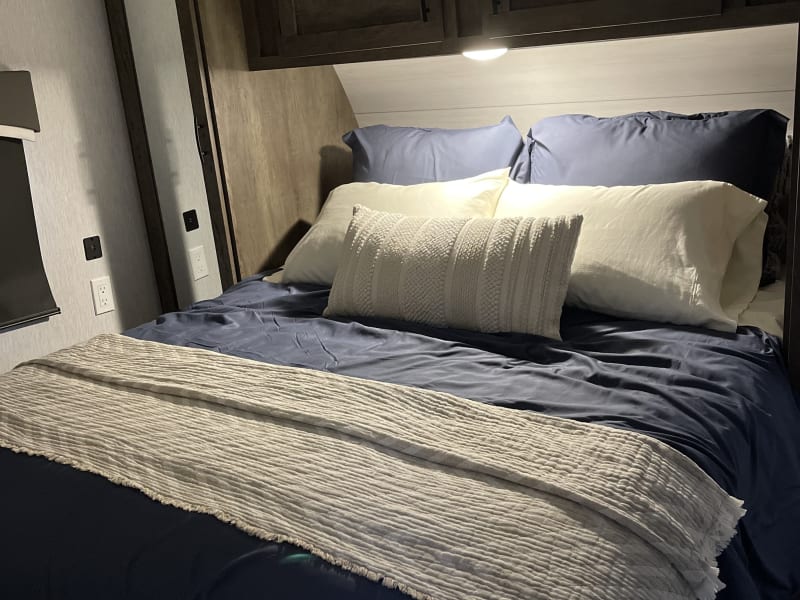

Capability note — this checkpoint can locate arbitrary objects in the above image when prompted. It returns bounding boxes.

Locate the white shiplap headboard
[335,24,797,131]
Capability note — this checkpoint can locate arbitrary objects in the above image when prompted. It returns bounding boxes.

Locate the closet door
[785,21,800,389]
[483,0,723,38]
[270,0,446,57]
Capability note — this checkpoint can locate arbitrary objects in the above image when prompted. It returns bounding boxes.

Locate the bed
[2,99,800,600]
[1,273,797,599]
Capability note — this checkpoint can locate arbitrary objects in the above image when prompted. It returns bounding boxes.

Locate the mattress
[1,276,798,600]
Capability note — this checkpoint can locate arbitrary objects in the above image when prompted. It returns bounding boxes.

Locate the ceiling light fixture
[462,47,508,61]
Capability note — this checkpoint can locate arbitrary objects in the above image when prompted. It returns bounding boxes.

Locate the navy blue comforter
[2,277,799,599]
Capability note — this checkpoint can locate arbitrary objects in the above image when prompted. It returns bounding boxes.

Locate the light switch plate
[83,235,102,260]
[90,276,115,315]
[189,245,209,281]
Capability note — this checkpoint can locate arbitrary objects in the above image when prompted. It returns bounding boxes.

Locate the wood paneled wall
[336,23,797,131]
[197,0,357,277]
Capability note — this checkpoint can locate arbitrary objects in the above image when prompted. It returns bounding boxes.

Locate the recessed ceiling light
[462,48,508,61]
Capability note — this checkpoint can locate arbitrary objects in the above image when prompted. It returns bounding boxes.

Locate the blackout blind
[0,137,59,331]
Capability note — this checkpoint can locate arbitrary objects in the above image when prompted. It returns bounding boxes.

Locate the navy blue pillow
[343,116,524,185]
[515,110,789,284]
[517,110,788,202]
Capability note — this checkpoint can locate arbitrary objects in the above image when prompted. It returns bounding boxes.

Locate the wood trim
[487,3,798,49]
[278,21,445,58]
[786,20,800,389]
[176,0,238,287]
[104,0,179,313]
[248,40,449,70]
[483,0,723,38]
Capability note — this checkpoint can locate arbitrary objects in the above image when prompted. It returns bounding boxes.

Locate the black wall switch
[183,209,199,232]
[83,235,102,261]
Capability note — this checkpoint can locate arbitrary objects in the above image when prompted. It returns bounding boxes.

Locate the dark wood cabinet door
[483,0,723,37]
[273,0,446,57]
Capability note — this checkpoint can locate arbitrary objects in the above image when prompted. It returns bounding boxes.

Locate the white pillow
[495,180,767,332]
[283,169,510,285]
[325,206,583,340]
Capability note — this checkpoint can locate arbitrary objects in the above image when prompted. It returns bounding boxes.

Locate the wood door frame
[105,0,179,313]
[176,0,238,288]
[785,20,800,388]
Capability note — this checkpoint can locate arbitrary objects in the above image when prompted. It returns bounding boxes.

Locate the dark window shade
[0,137,59,331]
[0,72,40,132]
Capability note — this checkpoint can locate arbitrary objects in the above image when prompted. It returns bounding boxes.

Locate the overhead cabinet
[243,0,449,68]
[242,0,796,69]
[274,0,445,56]
[483,0,722,37]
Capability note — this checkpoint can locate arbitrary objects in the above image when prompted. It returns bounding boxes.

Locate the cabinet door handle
[194,117,209,159]
[420,0,430,22]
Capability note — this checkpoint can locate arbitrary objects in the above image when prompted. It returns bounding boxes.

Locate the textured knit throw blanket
[0,334,744,600]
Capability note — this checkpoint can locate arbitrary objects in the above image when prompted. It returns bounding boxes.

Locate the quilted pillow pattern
[325,206,583,340]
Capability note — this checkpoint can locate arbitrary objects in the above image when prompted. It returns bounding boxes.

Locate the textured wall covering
[0,0,161,373]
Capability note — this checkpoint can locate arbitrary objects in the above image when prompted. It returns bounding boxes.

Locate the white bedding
[739,279,785,338]
[0,334,745,600]
[495,180,767,333]
[282,169,509,286]
[265,271,786,337]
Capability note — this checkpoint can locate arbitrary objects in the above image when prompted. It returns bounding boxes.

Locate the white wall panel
[0,0,161,372]
[336,24,797,131]
[354,92,796,129]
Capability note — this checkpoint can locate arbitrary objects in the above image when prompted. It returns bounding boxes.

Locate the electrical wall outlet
[189,245,209,281]
[90,276,115,315]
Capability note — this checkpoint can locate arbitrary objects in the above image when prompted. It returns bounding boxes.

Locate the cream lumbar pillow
[495,180,767,332]
[283,168,510,285]
[325,206,583,340]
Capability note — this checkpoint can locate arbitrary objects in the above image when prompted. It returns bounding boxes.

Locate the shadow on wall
[0,53,159,330]
[2,5,164,329]
[318,144,352,211]
[256,144,351,272]
[259,220,311,272]
[67,44,172,326]
[137,61,196,308]
[72,107,158,325]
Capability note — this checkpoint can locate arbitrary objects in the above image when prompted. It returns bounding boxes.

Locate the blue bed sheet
[2,276,798,600]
